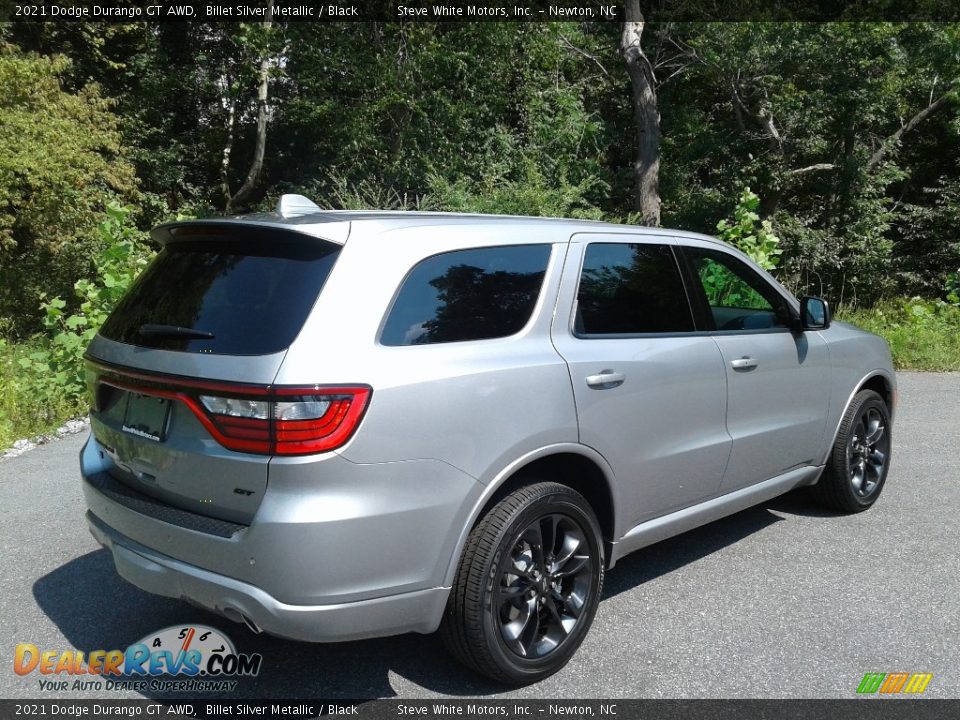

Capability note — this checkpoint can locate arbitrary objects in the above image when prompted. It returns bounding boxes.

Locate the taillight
[197,395,273,454]
[196,387,371,456]
[89,363,371,457]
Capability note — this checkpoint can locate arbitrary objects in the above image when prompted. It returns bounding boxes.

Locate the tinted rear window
[99,238,339,355]
[576,243,694,335]
[381,245,552,346]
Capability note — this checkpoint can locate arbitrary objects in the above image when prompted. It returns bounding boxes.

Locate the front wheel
[440,482,604,684]
[813,389,892,513]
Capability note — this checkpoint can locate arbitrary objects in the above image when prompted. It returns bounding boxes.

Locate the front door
[679,243,832,491]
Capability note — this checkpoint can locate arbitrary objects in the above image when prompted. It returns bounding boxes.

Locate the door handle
[730,356,758,370]
[585,370,625,389]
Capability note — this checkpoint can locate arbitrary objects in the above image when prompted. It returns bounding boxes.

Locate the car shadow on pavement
[600,501,787,599]
[32,549,501,700]
[33,494,817,699]
[765,487,849,518]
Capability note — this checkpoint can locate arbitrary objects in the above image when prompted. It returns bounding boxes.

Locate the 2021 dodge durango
[80,196,895,684]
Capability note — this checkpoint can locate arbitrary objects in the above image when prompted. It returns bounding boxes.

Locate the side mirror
[800,296,831,331]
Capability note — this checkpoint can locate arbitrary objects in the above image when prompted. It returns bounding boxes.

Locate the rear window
[99,238,340,355]
[380,244,552,346]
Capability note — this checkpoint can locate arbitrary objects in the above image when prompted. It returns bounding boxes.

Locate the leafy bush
[716,188,783,271]
[308,165,613,222]
[0,44,137,336]
[945,269,960,306]
[1,338,77,449]
[696,258,768,310]
[17,204,154,409]
[696,188,784,308]
[838,297,960,371]
[424,168,608,220]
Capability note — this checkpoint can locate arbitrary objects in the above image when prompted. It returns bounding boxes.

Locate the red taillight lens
[196,396,273,454]
[272,388,370,455]
[196,387,371,456]
[91,366,371,457]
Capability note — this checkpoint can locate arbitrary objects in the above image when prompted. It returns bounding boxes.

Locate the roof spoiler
[276,194,321,218]
[151,219,349,246]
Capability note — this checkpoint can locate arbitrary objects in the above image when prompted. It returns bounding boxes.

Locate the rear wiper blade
[139,324,215,340]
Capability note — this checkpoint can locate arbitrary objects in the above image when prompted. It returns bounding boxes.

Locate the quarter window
[575,243,694,335]
[380,245,551,346]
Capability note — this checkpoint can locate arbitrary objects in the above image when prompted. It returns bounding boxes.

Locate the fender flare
[820,369,896,466]
[440,442,619,587]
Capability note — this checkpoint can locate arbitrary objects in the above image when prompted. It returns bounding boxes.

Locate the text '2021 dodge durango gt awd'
[80,196,895,683]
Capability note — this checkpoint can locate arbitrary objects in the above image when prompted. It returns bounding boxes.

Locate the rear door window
[99,238,340,355]
[575,243,694,335]
[380,245,552,346]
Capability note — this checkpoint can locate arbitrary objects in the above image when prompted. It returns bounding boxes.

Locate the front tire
[813,389,892,513]
[440,482,604,685]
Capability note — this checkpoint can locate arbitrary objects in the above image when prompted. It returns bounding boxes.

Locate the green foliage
[7,22,956,315]
[662,22,959,304]
[304,175,424,212]
[696,257,769,311]
[838,298,960,371]
[897,175,960,298]
[424,168,608,220]
[0,43,138,336]
[946,270,960,306]
[17,205,154,410]
[310,161,614,222]
[715,188,783,271]
[279,23,612,212]
[0,338,79,450]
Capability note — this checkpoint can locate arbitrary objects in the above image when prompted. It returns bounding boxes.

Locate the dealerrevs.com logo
[14,625,262,693]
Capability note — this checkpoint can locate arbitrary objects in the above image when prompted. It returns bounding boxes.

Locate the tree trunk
[865,93,950,172]
[224,0,273,215]
[220,86,237,211]
[619,0,661,226]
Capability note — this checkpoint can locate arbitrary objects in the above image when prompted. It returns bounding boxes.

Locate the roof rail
[276,194,321,218]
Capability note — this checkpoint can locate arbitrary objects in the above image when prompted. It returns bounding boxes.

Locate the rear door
[551,235,732,528]
[678,242,831,491]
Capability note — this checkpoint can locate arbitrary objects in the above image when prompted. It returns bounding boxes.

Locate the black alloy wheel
[495,512,595,659]
[441,482,604,684]
[813,389,892,512]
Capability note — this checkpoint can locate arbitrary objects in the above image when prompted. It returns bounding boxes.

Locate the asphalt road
[2,372,958,700]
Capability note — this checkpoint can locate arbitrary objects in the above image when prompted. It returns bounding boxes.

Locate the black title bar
[0,699,957,720]
[5,0,960,22]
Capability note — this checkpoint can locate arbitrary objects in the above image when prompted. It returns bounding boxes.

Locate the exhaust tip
[221,606,262,634]
[241,614,263,635]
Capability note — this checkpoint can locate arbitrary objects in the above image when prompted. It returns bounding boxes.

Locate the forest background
[1,16,959,446]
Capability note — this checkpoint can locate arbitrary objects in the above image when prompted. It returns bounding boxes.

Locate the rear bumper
[80,433,482,641]
[87,512,449,642]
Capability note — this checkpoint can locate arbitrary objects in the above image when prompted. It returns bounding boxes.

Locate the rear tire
[440,481,604,685]
[813,389,891,513]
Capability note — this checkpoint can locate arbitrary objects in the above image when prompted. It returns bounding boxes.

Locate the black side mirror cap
[800,295,831,331]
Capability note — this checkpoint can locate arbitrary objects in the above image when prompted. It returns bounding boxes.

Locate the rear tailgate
[84,222,343,525]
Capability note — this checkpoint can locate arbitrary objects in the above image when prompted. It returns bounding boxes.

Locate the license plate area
[122,392,172,443]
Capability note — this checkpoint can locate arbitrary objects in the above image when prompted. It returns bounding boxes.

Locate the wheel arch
[442,444,620,585]
[859,373,895,415]
[821,369,896,466]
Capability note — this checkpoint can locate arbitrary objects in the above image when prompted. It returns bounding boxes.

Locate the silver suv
[81,196,895,684]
